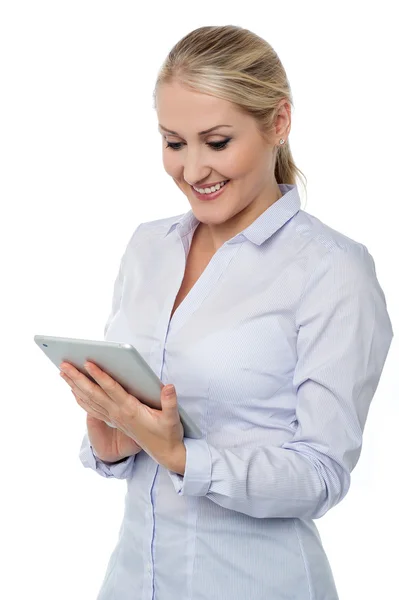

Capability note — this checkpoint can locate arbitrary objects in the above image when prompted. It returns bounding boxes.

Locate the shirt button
[147,562,151,572]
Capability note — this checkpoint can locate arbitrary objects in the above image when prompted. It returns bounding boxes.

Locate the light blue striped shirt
[79,183,393,600]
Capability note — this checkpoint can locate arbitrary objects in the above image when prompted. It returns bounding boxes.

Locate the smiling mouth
[190,179,231,201]
[192,180,230,193]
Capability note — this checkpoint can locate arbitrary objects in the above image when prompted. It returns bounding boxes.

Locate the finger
[60,365,114,409]
[84,362,131,404]
[84,362,141,422]
[160,385,179,423]
[60,371,109,418]
[71,389,110,422]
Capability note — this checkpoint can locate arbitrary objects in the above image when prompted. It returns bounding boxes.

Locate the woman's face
[156,80,290,242]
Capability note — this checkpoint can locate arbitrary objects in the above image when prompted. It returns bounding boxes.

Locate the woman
[60,25,393,600]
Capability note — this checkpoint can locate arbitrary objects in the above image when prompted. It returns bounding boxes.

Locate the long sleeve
[168,245,394,519]
[78,224,143,479]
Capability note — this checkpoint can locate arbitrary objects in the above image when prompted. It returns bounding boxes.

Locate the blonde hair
[153,25,307,204]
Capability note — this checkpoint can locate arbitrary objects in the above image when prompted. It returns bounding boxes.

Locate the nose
[182,150,213,189]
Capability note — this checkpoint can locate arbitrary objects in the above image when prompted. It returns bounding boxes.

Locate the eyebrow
[158,124,233,136]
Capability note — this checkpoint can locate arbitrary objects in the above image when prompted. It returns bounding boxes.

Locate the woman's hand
[84,410,143,463]
[59,361,186,473]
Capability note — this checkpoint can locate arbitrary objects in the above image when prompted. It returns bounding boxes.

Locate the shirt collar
[162,183,301,246]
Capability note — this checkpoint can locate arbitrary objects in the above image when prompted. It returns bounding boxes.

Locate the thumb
[161,384,178,419]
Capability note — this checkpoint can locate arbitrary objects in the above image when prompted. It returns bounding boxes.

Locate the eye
[165,138,231,152]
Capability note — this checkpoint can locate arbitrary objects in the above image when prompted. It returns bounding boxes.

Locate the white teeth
[193,180,228,194]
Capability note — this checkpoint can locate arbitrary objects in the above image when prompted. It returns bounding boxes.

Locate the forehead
[156,82,240,129]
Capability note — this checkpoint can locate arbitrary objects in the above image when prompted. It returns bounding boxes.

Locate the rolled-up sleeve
[79,432,137,479]
[168,245,394,518]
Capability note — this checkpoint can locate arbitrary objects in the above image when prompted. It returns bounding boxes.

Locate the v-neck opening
[167,223,219,329]
[168,248,218,329]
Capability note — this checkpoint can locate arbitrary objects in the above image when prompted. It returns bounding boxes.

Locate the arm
[78,224,144,479]
[79,432,137,479]
[168,245,394,518]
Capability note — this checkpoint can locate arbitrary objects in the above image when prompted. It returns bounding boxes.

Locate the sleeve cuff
[79,433,136,479]
[168,437,212,496]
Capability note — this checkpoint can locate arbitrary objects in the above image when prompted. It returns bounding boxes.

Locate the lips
[191,179,230,201]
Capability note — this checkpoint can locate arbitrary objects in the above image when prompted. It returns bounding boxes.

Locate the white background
[1,2,397,599]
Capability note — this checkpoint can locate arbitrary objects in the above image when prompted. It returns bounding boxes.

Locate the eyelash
[165,138,232,152]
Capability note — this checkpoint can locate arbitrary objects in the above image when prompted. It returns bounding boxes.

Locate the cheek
[162,149,180,178]
[228,146,255,178]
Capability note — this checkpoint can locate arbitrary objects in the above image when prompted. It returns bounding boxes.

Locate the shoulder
[288,208,376,283]
[293,208,368,254]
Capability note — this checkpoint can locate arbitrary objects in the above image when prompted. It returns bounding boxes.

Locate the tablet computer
[34,334,202,439]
